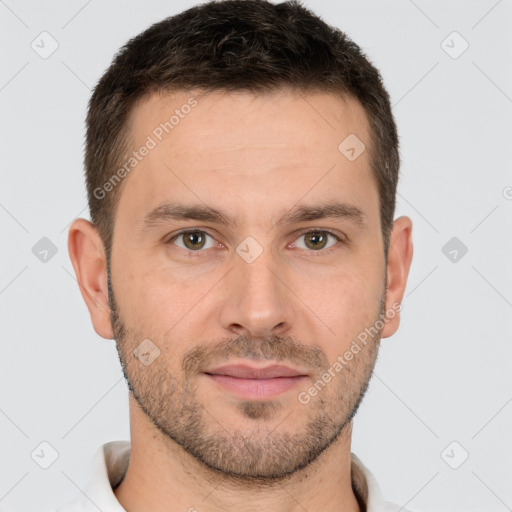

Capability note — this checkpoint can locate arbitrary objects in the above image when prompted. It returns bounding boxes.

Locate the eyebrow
[142,201,367,230]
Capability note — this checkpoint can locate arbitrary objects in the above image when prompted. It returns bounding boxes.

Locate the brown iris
[303,231,328,250]
[182,231,207,250]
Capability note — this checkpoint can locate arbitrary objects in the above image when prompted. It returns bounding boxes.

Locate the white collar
[55,440,410,512]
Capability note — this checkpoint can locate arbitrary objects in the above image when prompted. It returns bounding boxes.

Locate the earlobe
[67,218,114,340]
[381,216,413,339]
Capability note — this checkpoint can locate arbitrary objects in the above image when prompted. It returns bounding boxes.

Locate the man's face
[109,89,388,480]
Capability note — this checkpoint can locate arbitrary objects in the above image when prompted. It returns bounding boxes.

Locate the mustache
[182,334,329,377]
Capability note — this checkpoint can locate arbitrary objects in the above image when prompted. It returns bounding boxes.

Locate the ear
[381,216,413,339]
[67,218,114,339]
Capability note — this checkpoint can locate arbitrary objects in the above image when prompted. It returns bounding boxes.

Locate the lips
[203,363,308,400]
[204,364,306,379]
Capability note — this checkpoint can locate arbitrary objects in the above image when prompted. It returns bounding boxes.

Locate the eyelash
[166,228,345,258]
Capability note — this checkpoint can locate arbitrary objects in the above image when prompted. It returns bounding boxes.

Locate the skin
[68,89,413,512]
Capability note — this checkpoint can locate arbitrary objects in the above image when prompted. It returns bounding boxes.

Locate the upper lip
[204,364,307,379]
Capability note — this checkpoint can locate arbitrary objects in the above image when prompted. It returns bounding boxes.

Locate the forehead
[117,88,378,230]
[128,88,370,158]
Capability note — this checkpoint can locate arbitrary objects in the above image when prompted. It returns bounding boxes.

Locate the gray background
[1,0,511,511]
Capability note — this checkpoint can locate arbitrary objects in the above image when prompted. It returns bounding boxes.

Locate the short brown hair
[85,0,400,260]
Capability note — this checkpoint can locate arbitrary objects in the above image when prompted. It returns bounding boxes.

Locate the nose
[218,244,296,339]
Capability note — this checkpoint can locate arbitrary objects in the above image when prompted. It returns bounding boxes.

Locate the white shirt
[53,441,414,512]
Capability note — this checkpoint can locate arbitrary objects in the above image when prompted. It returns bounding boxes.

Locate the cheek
[298,267,384,355]
[113,255,214,339]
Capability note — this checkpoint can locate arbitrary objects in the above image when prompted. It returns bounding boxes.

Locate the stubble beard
[107,269,383,484]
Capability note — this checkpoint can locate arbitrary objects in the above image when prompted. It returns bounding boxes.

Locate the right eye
[168,230,218,252]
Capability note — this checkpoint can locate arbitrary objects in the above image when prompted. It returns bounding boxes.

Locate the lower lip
[204,374,307,399]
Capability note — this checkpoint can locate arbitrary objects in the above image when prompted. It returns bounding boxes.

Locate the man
[62,0,414,510]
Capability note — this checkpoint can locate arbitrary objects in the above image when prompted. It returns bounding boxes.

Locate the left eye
[293,230,339,251]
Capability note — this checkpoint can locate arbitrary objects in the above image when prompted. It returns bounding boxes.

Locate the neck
[114,395,361,512]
